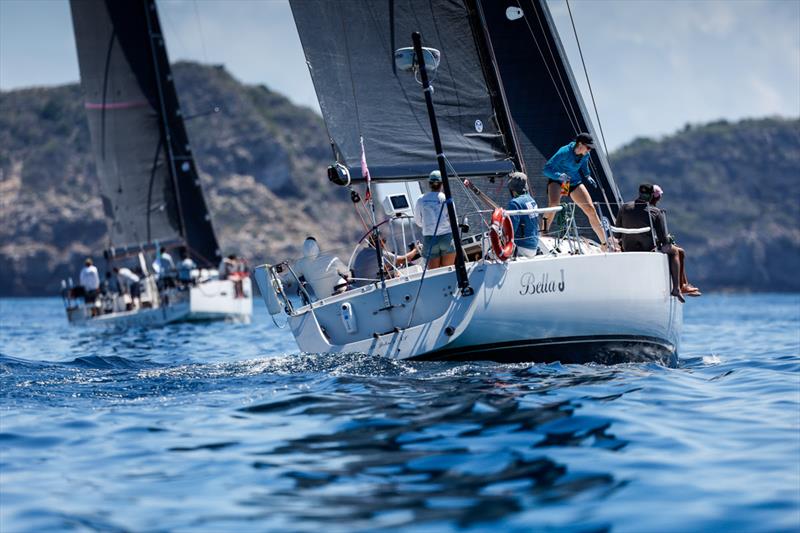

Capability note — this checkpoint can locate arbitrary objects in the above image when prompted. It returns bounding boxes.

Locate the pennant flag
[360,136,371,201]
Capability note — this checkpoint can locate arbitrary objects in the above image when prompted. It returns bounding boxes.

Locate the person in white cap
[414,170,455,269]
[293,236,350,301]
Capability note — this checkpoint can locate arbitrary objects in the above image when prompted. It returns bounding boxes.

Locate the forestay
[69,0,220,264]
[290,0,515,180]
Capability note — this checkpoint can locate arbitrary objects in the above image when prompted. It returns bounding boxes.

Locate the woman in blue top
[543,132,607,249]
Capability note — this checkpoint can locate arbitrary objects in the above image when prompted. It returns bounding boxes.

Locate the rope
[565,0,609,156]
[402,200,447,331]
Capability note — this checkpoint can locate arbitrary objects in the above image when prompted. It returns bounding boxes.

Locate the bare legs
[544,181,607,247]
[544,181,562,231]
[675,245,701,295]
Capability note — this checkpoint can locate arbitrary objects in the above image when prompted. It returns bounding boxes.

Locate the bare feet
[681,284,702,297]
[671,289,686,303]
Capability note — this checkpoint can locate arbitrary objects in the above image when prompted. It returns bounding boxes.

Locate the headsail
[290,0,515,180]
[70,0,220,264]
[475,0,622,218]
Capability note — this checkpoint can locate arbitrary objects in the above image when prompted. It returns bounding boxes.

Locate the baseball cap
[428,170,442,183]
[575,132,596,149]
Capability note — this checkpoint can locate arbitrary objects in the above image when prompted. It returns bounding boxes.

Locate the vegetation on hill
[610,117,800,291]
[0,62,797,294]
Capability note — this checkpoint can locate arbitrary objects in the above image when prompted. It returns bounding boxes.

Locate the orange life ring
[489,208,515,261]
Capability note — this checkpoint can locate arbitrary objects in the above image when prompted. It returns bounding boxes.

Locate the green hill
[0,62,797,294]
[610,117,800,291]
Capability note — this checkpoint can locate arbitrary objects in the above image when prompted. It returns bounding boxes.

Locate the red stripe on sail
[84,100,149,110]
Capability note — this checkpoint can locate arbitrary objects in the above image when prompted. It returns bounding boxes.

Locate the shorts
[423,233,455,259]
[548,178,582,196]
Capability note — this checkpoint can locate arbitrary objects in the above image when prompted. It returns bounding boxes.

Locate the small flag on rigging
[360,136,371,201]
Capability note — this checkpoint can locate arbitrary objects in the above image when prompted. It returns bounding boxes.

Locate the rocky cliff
[1,62,797,294]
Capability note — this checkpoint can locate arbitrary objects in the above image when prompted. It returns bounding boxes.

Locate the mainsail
[290,0,516,180]
[475,0,622,218]
[70,0,220,264]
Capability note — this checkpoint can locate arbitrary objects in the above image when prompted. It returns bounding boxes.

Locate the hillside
[0,62,361,296]
[610,117,800,291]
[0,63,798,294]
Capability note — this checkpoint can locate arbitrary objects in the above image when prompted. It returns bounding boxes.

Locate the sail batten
[70,0,220,265]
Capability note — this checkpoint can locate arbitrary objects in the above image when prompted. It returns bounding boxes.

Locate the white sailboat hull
[261,252,681,365]
[66,279,252,327]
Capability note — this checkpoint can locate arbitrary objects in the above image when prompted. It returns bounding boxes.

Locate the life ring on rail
[489,208,515,261]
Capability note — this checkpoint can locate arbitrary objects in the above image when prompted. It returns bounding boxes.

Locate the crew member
[113,266,142,310]
[414,170,455,269]
[152,247,175,286]
[351,234,420,287]
[543,132,607,248]
[614,183,684,303]
[79,257,100,314]
[650,185,701,297]
[178,250,197,285]
[292,237,350,300]
[506,172,540,258]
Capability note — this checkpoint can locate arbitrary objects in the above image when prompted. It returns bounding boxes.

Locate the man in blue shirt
[506,172,539,258]
[542,132,608,249]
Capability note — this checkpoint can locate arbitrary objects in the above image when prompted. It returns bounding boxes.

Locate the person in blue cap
[542,132,608,249]
[505,172,539,258]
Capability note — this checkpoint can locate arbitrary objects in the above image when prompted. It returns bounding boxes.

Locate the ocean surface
[1,294,798,532]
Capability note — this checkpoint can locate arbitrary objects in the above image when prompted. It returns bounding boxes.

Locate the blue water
[1,295,798,532]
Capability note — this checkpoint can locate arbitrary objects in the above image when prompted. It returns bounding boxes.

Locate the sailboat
[62,0,252,326]
[254,0,681,364]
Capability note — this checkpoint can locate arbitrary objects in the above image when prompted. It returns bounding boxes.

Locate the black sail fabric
[70,0,219,264]
[290,0,514,180]
[476,0,622,221]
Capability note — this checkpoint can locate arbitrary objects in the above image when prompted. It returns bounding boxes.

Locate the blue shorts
[423,233,455,259]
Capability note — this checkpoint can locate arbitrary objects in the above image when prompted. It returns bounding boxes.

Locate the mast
[411,32,471,295]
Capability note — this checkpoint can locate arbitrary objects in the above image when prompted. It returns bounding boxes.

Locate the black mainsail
[290,0,516,180]
[474,0,622,218]
[70,0,220,265]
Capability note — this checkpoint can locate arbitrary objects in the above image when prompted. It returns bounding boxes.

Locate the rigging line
[527,1,582,133]
[565,0,609,157]
[513,1,579,134]
[192,0,210,65]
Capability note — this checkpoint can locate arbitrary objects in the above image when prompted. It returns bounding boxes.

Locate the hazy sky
[1,0,798,150]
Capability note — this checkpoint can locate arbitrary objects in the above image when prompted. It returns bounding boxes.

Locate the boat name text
[519,269,565,296]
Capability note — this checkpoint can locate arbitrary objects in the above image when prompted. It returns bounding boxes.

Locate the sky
[1,0,798,151]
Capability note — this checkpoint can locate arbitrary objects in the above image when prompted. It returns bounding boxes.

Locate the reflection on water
[1,295,798,532]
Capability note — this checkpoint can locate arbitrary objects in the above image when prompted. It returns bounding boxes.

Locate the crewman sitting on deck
[292,236,350,301]
[351,233,421,288]
[613,183,684,303]
[506,172,540,258]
